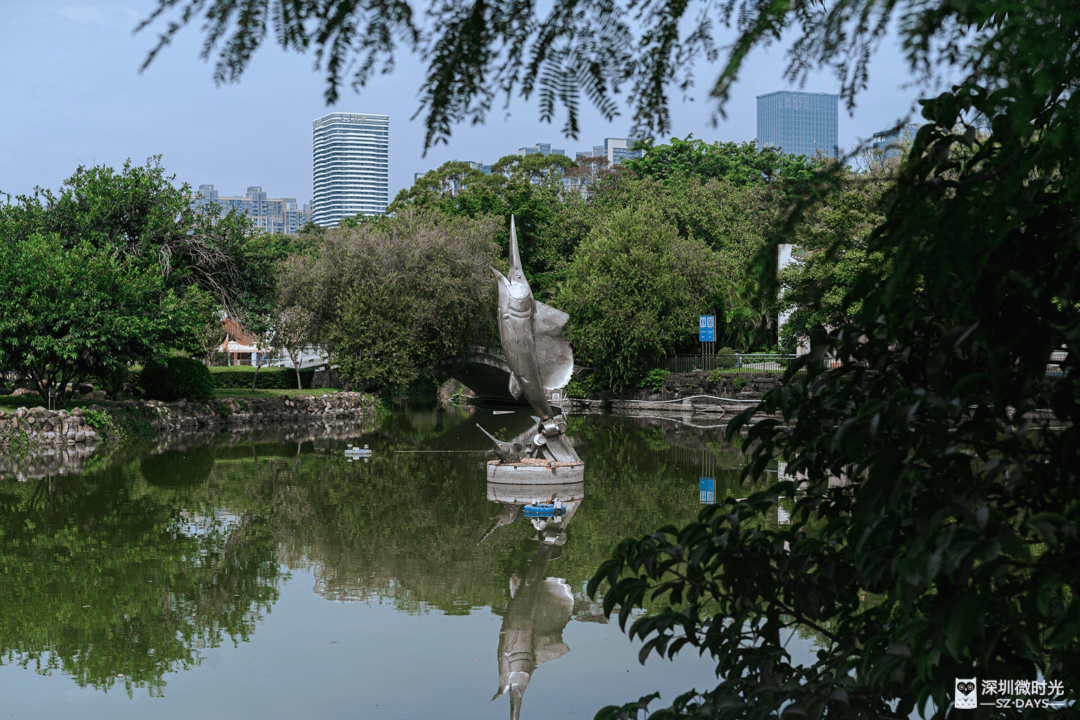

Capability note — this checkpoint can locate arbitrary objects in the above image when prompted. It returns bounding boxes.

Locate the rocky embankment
[0,392,382,451]
[560,372,782,416]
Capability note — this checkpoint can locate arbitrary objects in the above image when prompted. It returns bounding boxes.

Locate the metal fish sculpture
[476,424,523,463]
[491,216,574,421]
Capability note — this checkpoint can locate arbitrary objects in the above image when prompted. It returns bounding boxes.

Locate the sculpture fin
[534,301,574,390]
[508,372,524,400]
[492,267,510,312]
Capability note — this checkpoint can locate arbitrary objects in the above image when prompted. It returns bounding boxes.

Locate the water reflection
[0,407,783,715]
[485,482,583,720]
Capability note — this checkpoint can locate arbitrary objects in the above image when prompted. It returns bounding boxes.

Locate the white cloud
[55,5,139,27]
[56,5,106,25]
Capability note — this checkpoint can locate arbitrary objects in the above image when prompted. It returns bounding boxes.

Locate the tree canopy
[586,1,1080,719]
[0,233,212,404]
[277,208,502,391]
[556,203,727,390]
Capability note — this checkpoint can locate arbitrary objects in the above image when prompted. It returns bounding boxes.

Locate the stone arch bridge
[438,349,589,403]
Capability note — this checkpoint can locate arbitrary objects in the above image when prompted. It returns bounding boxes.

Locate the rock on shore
[0,392,381,449]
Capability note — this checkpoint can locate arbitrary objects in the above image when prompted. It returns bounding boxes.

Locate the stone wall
[0,392,382,450]
[0,413,383,483]
[661,371,783,399]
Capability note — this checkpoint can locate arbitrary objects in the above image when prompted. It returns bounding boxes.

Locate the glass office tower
[312,112,389,227]
[756,92,839,159]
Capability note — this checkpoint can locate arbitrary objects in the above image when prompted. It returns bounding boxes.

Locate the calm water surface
[0,408,817,719]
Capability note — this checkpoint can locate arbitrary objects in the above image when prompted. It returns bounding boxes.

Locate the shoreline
[0,392,383,452]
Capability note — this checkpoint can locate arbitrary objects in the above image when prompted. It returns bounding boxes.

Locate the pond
[0,407,820,719]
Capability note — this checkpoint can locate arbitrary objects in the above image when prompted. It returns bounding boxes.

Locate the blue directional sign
[699,315,715,342]
[699,477,715,504]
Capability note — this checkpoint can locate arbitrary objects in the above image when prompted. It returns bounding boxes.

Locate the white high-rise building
[312,112,389,227]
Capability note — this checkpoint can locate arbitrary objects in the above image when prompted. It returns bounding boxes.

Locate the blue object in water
[524,504,566,518]
[344,444,372,462]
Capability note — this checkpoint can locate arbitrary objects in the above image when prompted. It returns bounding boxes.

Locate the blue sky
[1,1,928,207]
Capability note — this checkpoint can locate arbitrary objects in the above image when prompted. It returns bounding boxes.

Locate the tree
[235,231,316,388]
[624,137,817,194]
[390,158,568,297]
[0,234,211,406]
[543,170,774,351]
[0,157,252,320]
[586,2,1080,719]
[272,306,316,390]
[277,209,501,391]
[776,163,892,352]
[555,203,726,391]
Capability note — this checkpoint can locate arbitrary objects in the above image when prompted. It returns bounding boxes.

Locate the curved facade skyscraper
[756,92,838,159]
[312,112,389,227]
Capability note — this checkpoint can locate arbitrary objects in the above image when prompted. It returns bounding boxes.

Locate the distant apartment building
[312,112,389,227]
[574,136,644,165]
[517,142,566,158]
[410,138,640,195]
[871,123,919,159]
[757,91,839,159]
[192,185,311,234]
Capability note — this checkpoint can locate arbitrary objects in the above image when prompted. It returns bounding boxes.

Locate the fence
[667,350,1069,377]
[1047,350,1068,378]
[662,354,802,374]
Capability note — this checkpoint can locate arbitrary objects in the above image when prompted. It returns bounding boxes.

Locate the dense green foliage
[585,2,1080,720]
[625,137,817,194]
[0,157,253,318]
[278,209,502,391]
[210,367,315,390]
[0,157,271,402]
[556,205,726,391]
[0,233,210,406]
[141,356,215,402]
[777,164,891,352]
[389,154,571,297]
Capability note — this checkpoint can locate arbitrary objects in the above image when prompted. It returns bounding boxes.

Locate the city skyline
[192,185,311,234]
[1,0,928,210]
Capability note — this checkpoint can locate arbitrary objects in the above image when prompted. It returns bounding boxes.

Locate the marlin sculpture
[491,217,574,421]
[483,218,580,463]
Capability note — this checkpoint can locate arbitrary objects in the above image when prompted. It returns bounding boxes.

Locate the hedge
[211,367,316,389]
[141,357,215,401]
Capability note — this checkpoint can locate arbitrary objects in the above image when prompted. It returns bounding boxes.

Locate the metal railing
[662,354,802,374]
[666,350,1069,377]
[1047,350,1068,378]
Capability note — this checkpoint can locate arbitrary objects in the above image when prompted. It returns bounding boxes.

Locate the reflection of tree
[0,464,281,696]
[0,410,770,695]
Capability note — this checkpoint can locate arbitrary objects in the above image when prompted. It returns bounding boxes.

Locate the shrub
[732,376,747,391]
[638,369,669,393]
[565,377,593,398]
[210,367,315,389]
[706,369,724,385]
[140,357,214,402]
[716,347,738,369]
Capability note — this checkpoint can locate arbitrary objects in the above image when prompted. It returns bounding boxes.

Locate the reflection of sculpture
[479,217,580,465]
[488,498,582,720]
